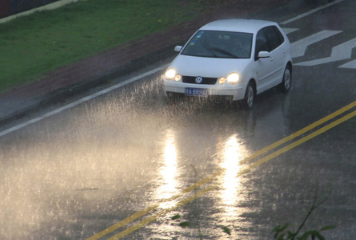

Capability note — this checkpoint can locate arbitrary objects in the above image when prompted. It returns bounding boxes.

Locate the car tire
[278,65,292,93]
[241,82,255,110]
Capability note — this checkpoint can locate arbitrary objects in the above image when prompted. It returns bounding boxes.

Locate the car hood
[169,55,250,77]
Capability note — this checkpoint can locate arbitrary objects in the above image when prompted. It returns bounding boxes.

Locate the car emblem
[195,76,203,84]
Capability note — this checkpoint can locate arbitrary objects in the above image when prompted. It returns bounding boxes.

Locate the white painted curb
[0,0,80,24]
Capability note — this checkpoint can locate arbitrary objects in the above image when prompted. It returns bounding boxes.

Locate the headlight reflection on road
[156,129,179,208]
[219,135,245,216]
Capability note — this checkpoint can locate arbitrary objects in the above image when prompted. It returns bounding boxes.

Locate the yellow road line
[108,185,218,240]
[239,110,356,174]
[240,101,356,165]
[107,110,356,240]
[86,205,159,240]
[86,170,224,240]
[86,101,356,240]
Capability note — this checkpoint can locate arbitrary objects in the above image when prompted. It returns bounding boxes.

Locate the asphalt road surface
[1,1,356,239]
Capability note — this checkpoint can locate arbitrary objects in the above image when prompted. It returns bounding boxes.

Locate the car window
[181,30,253,59]
[263,26,284,51]
[274,26,285,44]
[255,29,270,57]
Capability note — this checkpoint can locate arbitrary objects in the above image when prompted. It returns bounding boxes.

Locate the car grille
[182,76,217,85]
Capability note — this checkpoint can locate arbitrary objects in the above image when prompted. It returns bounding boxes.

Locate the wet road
[1,1,356,239]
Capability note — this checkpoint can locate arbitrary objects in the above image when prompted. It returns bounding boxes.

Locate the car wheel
[241,82,255,110]
[278,65,292,93]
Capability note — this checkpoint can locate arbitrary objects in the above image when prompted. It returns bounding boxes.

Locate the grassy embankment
[0,0,207,92]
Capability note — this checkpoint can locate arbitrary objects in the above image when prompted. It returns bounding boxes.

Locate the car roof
[199,19,277,34]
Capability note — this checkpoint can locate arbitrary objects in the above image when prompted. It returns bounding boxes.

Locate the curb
[0,0,79,24]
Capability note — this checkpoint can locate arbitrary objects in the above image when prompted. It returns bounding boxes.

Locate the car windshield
[181,30,253,59]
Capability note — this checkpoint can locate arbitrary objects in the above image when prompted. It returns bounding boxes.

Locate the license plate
[185,88,208,96]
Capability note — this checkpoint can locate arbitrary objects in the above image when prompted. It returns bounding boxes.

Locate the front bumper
[163,82,245,101]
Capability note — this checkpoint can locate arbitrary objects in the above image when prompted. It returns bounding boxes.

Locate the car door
[263,26,285,87]
[254,28,274,93]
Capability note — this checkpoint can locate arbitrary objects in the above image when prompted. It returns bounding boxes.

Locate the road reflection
[218,135,247,218]
[155,129,180,208]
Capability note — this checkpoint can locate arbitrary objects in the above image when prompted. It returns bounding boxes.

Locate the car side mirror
[258,51,270,59]
[174,46,183,53]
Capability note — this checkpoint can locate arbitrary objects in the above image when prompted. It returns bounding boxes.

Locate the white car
[163,19,292,109]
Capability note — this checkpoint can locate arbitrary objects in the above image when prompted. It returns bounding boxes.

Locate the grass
[0,0,207,92]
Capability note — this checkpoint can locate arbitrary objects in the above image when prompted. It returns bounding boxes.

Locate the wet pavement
[1,0,356,239]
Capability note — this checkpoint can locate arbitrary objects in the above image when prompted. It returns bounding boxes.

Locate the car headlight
[165,69,176,80]
[174,75,182,81]
[218,77,226,84]
[227,73,240,84]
